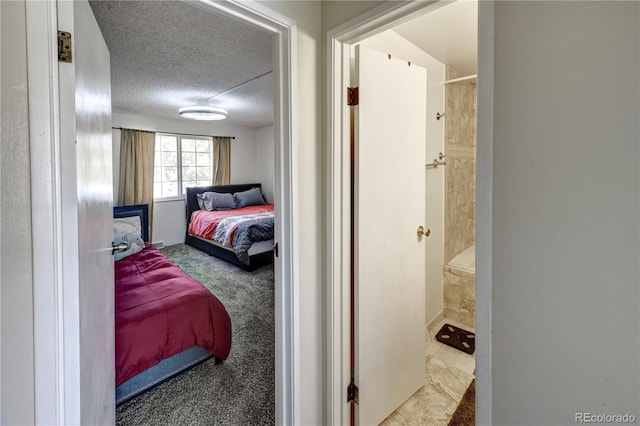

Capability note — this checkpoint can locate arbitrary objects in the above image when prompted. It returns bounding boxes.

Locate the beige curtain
[212,136,231,185]
[118,129,155,239]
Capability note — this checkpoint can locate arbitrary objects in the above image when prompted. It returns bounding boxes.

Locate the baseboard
[425,311,445,351]
[426,311,445,340]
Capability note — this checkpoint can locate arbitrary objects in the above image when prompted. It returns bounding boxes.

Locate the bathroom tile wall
[444,67,477,264]
[443,266,475,329]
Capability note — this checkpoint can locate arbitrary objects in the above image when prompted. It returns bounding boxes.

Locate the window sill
[153,196,185,204]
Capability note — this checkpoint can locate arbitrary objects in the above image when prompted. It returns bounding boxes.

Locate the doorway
[326,1,494,424]
[26,1,296,424]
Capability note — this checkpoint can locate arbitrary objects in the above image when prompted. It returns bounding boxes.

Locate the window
[154,133,213,199]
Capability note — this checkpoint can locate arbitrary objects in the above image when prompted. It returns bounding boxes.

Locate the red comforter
[115,244,232,386]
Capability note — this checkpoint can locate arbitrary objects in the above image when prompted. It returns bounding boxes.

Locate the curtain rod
[111,127,235,139]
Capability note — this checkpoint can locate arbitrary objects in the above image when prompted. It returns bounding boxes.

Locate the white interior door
[354,45,427,425]
[58,0,114,424]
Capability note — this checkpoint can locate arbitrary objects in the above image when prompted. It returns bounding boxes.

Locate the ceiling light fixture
[179,101,227,121]
[179,70,272,121]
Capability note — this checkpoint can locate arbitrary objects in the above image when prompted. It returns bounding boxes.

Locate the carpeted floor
[116,244,275,426]
[448,379,475,425]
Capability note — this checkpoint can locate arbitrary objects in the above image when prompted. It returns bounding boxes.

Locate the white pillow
[114,216,142,237]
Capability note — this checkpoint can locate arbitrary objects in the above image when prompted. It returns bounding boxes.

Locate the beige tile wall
[444,67,477,265]
[443,67,476,330]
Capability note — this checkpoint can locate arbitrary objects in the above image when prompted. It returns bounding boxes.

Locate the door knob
[417,226,431,238]
[112,241,129,255]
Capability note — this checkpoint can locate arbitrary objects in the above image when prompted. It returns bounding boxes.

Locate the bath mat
[436,323,475,354]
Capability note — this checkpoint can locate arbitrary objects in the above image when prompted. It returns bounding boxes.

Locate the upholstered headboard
[114,204,149,242]
[184,184,263,224]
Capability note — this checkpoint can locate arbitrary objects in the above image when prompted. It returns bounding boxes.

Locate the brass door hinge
[58,31,72,63]
[347,87,359,106]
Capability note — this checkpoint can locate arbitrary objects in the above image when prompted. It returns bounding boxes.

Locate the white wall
[256,125,275,203]
[112,112,260,245]
[0,1,36,424]
[360,29,446,327]
[492,2,639,424]
[255,2,324,423]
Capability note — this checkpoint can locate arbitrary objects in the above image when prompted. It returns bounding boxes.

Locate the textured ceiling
[393,0,477,76]
[89,1,274,128]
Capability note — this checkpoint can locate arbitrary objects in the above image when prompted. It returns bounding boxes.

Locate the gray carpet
[116,244,275,426]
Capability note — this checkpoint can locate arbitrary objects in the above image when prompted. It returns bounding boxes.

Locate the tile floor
[380,319,475,426]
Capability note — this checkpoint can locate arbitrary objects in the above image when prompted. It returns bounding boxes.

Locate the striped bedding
[188,204,275,265]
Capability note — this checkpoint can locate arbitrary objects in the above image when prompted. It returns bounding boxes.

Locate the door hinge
[347,87,359,106]
[273,242,279,258]
[347,377,359,404]
[58,31,72,63]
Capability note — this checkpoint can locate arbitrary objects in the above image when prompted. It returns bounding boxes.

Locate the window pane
[182,166,196,181]
[182,138,195,151]
[163,151,177,166]
[182,152,195,167]
[161,135,177,151]
[196,139,211,153]
[154,134,181,199]
[162,166,177,182]
[162,182,177,198]
[196,166,210,181]
[196,153,209,166]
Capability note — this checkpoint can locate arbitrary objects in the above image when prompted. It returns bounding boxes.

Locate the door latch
[112,241,128,255]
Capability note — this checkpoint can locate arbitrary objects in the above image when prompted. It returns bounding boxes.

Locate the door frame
[325,1,494,424]
[26,0,296,424]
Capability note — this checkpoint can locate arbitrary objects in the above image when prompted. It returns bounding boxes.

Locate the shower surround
[443,67,476,330]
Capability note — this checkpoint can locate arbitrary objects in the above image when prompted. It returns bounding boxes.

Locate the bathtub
[448,245,475,274]
[444,244,476,329]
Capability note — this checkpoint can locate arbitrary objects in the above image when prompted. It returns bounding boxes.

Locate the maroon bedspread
[115,243,231,386]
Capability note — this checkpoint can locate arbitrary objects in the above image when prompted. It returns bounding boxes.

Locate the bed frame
[113,204,216,404]
[184,183,274,271]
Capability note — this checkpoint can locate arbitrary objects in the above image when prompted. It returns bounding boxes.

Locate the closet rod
[112,127,235,139]
[442,74,477,85]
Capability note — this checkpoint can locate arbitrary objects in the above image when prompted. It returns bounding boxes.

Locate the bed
[113,204,232,404]
[184,184,275,271]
